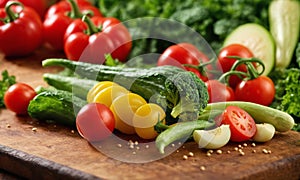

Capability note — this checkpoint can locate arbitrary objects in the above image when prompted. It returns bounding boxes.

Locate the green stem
[218,70,248,85]
[229,56,265,79]
[82,14,100,35]
[5,1,23,23]
[183,57,217,72]
[67,0,84,19]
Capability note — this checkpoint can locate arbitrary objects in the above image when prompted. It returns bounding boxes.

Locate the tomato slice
[220,106,256,142]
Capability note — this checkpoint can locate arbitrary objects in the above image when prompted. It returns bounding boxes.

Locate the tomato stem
[82,14,100,35]
[4,1,23,23]
[67,0,84,19]
[220,56,265,83]
[183,57,218,77]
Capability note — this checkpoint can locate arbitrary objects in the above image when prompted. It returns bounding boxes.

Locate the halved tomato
[219,106,256,142]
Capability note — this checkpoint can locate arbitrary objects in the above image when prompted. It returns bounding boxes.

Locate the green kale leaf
[0,70,16,108]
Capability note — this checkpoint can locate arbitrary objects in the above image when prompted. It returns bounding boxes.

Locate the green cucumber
[42,58,209,124]
[269,0,300,69]
[200,101,295,132]
[43,73,98,99]
[224,23,275,75]
[28,89,87,126]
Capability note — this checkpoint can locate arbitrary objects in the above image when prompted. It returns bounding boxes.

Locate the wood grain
[0,47,300,180]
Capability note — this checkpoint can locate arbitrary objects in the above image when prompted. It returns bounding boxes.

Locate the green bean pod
[155,120,215,154]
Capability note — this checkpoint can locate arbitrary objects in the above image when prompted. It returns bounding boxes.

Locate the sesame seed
[145,145,149,149]
[262,149,268,154]
[252,149,256,153]
[234,147,239,151]
[227,150,231,154]
[208,150,213,154]
[251,143,256,147]
[200,166,206,171]
[171,143,175,147]
[216,150,222,154]
[6,124,11,128]
[32,127,37,132]
[206,152,212,157]
[239,151,245,156]
[136,146,140,150]
[243,143,248,147]
[183,155,188,160]
[132,151,136,155]
[71,130,75,134]
[117,144,122,148]
[134,141,139,146]
[188,152,194,157]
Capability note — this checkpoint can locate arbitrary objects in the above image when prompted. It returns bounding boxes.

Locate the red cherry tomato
[4,83,37,115]
[235,76,275,106]
[76,103,115,142]
[220,106,257,142]
[218,44,254,88]
[157,43,211,82]
[205,80,235,103]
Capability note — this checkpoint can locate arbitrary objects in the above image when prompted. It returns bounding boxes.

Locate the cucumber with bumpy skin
[42,58,209,124]
[224,23,275,75]
[28,89,87,126]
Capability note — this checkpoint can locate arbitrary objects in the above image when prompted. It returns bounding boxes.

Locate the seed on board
[206,152,212,157]
[32,127,37,132]
[216,150,222,154]
[200,166,206,171]
[145,145,150,149]
[183,155,188,160]
[117,144,122,148]
[188,152,194,157]
[262,149,269,154]
[239,151,245,156]
[251,143,256,147]
[243,143,248,147]
[207,150,213,154]
[252,149,257,153]
[6,124,11,128]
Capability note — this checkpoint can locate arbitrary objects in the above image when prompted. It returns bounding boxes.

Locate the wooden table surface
[0,47,300,180]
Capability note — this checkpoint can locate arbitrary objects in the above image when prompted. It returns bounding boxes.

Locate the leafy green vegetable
[97,0,271,52]
[270,59,300,132]
[0,70,16,108]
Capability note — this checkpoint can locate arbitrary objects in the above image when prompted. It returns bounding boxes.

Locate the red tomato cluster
[217,44,275,106]
[0,0,132,63]
[157,43,275,106]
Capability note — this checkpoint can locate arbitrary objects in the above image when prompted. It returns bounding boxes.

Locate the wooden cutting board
[0,47,300,180]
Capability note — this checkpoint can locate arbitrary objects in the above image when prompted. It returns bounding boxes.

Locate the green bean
[155,120,215,154]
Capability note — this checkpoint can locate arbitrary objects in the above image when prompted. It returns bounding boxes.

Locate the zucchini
[269,0,300,69]
[28,89,87,126]
[223,23,275,75]
[42,58,209,124]
[200,101,295,132]
[43,73,98,99]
